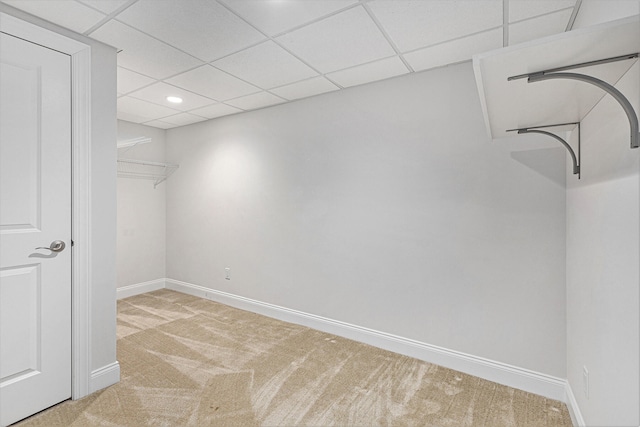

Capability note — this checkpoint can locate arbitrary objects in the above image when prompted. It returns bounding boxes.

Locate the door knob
[36,240,66,253]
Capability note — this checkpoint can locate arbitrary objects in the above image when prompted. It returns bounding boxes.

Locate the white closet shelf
[117,158,179,188]
[472,15,640,142]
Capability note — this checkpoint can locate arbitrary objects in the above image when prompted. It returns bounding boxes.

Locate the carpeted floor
[16,289,572,426]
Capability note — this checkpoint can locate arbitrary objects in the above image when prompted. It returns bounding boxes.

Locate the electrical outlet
[225,267,230,280]
[583,366,589,399]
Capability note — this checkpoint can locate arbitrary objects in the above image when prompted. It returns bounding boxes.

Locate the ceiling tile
[117,96,181,122]
[276,6,395,73]
[117,111,149,124]
[213,41,318,89]
[2,0,105,33]
[326,56,408,88]
[77,0,128,14]
[367,0,503,52]
[225,92,286,110]
[165,65,260,101]
[189,103,243,119]
[128,82,216,112]
[90,20,204,79]
[220,0,358,36]
[404,28,503,72]
[572,1,640,29]
[509,0,576,23]
[157,113,209,127]
[270,76,339,100]
[117,67,156,94]
[142,120,176,129]
[509,9,573,45]
[114,0,265,61]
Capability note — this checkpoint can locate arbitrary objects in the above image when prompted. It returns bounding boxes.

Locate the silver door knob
[36,240,66,252]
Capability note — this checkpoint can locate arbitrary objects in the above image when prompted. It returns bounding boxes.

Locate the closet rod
[507,53,638,81]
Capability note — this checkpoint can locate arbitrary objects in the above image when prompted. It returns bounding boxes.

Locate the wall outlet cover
[582,366,589,399]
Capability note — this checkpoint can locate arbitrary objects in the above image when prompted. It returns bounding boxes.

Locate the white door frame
[1,10,93,400]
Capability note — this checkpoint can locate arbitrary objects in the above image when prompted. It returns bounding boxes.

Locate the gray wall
[88,40,118,374]
[565,61,639,426]
[117,121,167,288]
[165,62,567,378]
[566,5,640,425]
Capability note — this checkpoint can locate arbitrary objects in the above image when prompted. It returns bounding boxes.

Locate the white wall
[566,5,640,425]
[88,40,118,375]
[565,48,640,427]
[117,121,167,288]
[165,62,567,378]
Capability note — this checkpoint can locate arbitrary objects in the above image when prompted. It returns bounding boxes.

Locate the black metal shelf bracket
[507,122,581,179]
[508,53,639,149]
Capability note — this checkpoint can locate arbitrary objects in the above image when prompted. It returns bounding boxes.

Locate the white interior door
[0,32,72,426]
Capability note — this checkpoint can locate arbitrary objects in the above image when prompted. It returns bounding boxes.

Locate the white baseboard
[565,382,586,427]
[165,278,567,402]
[117,279,166,300]
[90,361,120,394]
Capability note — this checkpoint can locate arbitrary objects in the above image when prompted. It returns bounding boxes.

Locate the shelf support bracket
[527,71,639,149]
[507,122,581,178]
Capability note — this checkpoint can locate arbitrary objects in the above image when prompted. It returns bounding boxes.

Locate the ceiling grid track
[400,25,504,57]
[566,0,583,31]
[22,0,591,129]
[361,2,414,73]
[82,0,139,36]
[503,0,509,47]
[93,19,207,67]
[213,0,351,90]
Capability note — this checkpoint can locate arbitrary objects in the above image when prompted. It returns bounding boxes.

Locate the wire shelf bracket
[507,122,581,179]
[117,158,179,188]
[508,53,640,150]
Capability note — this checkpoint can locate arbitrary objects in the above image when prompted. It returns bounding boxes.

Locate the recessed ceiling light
[166,96,183,104]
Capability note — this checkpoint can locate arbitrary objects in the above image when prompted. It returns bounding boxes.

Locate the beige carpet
[17,289,572,426]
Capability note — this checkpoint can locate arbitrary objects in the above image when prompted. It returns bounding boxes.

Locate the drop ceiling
[1,0,580,129]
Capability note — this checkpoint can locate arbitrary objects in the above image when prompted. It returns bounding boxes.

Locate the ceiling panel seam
[510,6,576,25]
[126,82,306,118]
[361,2,413,73]
[219,0,362,40]
[400,25,504,56]
[47,0,594,129]
[207,62,279,92]
[91,19,209,77]
[82,0,139,36]
[503,0,509,47]
[213,0,347,89]
[566,0,583,31]
[266,73,339,92]
[324,53,402,77]
[127,82,220,105]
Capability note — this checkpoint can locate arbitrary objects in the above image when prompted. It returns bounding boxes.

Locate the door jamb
[0,9,93,400]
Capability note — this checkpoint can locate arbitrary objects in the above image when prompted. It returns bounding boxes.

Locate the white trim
[165,278,567,402]
[471,53,494,141]
[1,6,94,400]
[117,136,152,149]
[70,44,93,401]
[0,10,87,54]
[89,362,120,394]
[565,382,586,427]
[117,279,166,300]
